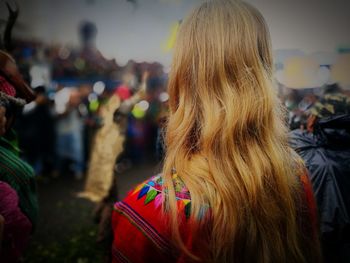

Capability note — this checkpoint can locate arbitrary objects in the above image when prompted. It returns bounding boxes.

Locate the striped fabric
[111,175,194,263]
[0,131,38,228]
[114,201,173,254]
[112,246,131,263]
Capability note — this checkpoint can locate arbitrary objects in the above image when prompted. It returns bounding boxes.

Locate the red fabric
[0,76,16,97]
[111,176,198,263]
[112,195,190,263]
[112,174,319,263]
[300,170,319,239]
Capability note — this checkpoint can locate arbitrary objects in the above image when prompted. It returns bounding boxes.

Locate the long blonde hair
[162,0,321,262]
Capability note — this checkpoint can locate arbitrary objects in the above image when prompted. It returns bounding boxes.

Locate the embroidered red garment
[111,173,319,263]
[111,174,194,263]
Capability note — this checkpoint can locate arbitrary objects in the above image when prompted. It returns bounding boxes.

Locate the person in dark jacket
[290,91,350,263]
[16,85,56,176]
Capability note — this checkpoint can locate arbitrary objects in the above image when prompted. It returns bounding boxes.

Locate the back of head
[163,0,321,262]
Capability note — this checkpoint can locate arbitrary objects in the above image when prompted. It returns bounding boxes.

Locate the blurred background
[0,0,349,262]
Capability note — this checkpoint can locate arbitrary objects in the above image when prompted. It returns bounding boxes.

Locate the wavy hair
[162,0,321,262]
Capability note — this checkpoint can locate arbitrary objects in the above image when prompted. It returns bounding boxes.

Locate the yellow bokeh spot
[132,105,146,119]
[89,100,100,112]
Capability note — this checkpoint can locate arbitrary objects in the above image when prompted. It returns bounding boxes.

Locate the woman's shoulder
[111,174,192,262]
[114,174,191,219]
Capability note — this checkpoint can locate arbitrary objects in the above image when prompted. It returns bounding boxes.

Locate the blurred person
[287,92,319,131]
[284,89,302,112]
[113,71,137,165]
[284,89,304,130]
[125,117,146,163]
[16,85,55,176]
[115,72,134,101]
[290,89,350,263]
[111,1,321,263]
[82,71,149,198]
[297,92,318,129]
[81,72,149,244]
[78,84,95,169]
[1,107,32,262]
[0,50,37,262]
[54,87,84,179]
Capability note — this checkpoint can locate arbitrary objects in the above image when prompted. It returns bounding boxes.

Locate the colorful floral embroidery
[131,174,192,217]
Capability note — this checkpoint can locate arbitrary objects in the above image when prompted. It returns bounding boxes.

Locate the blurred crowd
[280,83,350,130]
[0,11,349,263]
[10,24,170,179]
[12,32,350,182]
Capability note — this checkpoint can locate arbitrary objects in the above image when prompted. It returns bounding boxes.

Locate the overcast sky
[1,0,349,66]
